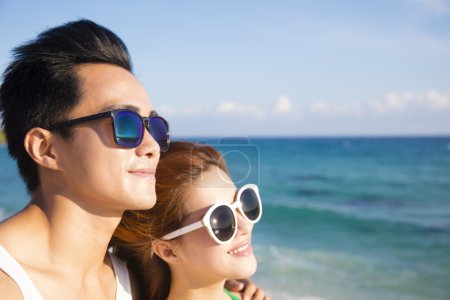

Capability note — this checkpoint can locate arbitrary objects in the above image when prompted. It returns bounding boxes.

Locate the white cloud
[273,95,293,115]
[303,90,450,119]
[217,101,266,120]
[373,92,416,112]
[309,100,363,116]
[386,92,413,110]
[310,101,331,113]
[370,90,450,113]
[156,90,450,135]
[418,90,450,108]
[218,101,236,113]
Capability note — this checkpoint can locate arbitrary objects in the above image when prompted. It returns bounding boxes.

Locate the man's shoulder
[0,269,22,300]
[0,205,36,245]
[0,234,24,300]
[0,217,22,247]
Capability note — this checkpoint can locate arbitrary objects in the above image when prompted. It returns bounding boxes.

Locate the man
[0,19,268,299]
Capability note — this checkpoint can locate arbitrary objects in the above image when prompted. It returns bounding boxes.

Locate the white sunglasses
[162,184,262,244]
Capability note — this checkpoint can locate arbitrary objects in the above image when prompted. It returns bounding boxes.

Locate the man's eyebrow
[101,105,158,116]
[101,104,140,113]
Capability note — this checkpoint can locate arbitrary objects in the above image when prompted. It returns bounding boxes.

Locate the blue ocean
[1,137,450,300]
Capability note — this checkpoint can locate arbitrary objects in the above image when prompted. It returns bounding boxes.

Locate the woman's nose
[236,211,253,235]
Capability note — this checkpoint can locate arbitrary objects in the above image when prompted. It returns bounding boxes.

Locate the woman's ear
[152,240,183,265]
[23,127,60,171]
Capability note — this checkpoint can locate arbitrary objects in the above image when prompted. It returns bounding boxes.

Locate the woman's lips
[227,240,253,256]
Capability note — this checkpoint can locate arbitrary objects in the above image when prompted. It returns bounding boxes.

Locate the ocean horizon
[1,136,450,299]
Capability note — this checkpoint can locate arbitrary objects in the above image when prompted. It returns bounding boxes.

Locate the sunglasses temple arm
[161,221,204,240]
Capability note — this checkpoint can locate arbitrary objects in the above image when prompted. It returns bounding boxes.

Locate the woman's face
[174,166,258,281]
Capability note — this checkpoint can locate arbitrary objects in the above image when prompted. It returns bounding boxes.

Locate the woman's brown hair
[111,141,230,300]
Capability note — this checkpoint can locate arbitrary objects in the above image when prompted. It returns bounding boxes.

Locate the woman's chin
[231,256,258,279]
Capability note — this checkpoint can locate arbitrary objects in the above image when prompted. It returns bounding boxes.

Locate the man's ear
[152,240,183,265]
[23,127,60,171]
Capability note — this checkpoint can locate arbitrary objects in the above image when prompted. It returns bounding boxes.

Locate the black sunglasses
[50,109,170,151]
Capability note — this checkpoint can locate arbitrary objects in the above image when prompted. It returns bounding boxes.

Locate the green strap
[224,288,240,300]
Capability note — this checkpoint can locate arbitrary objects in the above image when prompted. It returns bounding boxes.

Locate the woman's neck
[166,276,230,300]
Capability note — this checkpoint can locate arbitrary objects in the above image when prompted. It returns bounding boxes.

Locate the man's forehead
[75,64,153,114]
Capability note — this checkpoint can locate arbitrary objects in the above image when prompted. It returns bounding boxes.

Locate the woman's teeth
[228,243,250,255]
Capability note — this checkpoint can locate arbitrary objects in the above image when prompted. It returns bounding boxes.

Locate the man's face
[54,63,160,214]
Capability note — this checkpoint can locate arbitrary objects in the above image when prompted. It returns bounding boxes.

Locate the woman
[112,141,265,300]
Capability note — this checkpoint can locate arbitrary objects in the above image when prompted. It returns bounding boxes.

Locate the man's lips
[128,168,156,177]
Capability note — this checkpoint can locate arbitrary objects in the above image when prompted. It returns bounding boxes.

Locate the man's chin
[134,194,157,210]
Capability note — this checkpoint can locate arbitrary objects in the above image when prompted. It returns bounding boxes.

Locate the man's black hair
[0,19,133,192]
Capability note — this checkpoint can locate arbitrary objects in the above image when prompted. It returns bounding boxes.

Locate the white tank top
[0,245,132,300]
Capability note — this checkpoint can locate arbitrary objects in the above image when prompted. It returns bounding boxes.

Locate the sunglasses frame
[50,109,170,151]
[162,184,262,245]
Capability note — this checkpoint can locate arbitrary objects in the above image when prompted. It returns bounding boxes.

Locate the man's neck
[0,188,122,274]
[0,188,124,299]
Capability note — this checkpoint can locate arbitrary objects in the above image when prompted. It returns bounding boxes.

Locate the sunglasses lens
[149,117,169,152]
[210,205,236,242]
[241,188,261,221]
[114,111,143,147]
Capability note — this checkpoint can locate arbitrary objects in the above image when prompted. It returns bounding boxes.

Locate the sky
[1,0,450,137]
